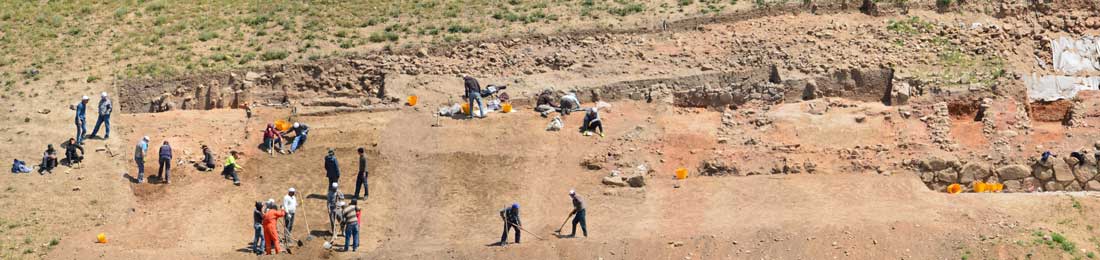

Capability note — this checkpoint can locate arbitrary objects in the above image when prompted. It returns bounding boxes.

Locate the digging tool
[509,221,546,240]
[553,213,573,234]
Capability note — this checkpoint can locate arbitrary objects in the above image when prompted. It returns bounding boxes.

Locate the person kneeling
[580,107,604,137]
[63,138,84,167]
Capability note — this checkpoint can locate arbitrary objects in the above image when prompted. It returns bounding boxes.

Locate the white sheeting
[1024,74,1100,101]
[1052,36,1100,74]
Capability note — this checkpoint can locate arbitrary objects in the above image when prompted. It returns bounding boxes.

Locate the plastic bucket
[97,233,107,243]
[946,183,962,194]
[461,103,470,114]
[407,96,418,106]
[274,120,291,132]
[675,168,688,180]
[502,103,513,113]
[973,181,987,193]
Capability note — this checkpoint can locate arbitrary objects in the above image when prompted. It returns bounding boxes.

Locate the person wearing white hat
[90,92,113,139]
[282,187,298,236]
[133,136,150,183]
[567,189,588,238]
[75,96,90,145]
[281,122,310,153]
[327,182,344,236]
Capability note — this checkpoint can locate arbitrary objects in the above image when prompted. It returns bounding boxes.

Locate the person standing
[327,182,344,236]
[157,141,173,184]
[90,92,112,139]
[134,136,149,183]
[463,74,485,118]
[342,200,361,252]
[354,147,369,199]
[75,96,89,145]
[568,190,588,238]
[251,201,265,255]
[325,149,341,186]
[282,188,298,237]
[263,124,280,155]
[499,203,521,246]
[261,204,286,255]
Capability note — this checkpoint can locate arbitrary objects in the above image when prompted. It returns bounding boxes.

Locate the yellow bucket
[407,96,418,106]
[502,103,513,113]
[461,103,470,114]
[947,183,962,194]
[97,233,107,243]
[991,183,1004,192]
[274,120,291,132]
[675,168,688,180]
[973,181,987,193]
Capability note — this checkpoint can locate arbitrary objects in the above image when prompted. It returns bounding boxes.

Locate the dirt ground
[4,2,1100,260]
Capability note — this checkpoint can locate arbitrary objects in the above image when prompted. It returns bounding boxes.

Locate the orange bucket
[973,181,987,193]
[991,183,1004,192]
[97,233,107,243]
[502,103,513,113]
[274,120,291,132]
[461,103,470,114]
[946,183,962,194]
[675,168,688,180]
[407,96,418,106]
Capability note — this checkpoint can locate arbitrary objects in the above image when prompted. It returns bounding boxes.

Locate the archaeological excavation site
[5,0,1100,259]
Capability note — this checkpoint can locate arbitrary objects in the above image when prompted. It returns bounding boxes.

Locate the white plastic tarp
[1052,36,1100,74]
[1024,74,1100,101]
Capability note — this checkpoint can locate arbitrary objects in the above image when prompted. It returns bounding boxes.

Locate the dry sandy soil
[3,1,1100,260]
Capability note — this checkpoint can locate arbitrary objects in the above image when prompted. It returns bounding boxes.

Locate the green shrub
[609,3,646,16]
[198,31,218,41]
[447,24,475,33]
[368,32,385,42]
[679,0,694,6]
[260,50,288,61]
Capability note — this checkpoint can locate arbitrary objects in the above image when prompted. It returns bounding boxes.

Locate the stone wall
[915,153,1100,192]
[118,58,387,114]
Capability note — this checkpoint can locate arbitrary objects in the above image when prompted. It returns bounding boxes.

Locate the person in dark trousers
[63,138,84,166]
[354,147,369,199]
[325,149,340,185]
[134,136,149,183]
[252,201,265,255]
[157,141,173,184]
[463,74,485,118]
[39,144,58,174]
[224,151,243,186]
[89,92,112,139]
[499,203,521,246]
[568,190,588,237]
[1071,151,1088,166]
[197,145,216,171]
[342,199,361,252]
[75,95,89,145]
[581,107,604,137]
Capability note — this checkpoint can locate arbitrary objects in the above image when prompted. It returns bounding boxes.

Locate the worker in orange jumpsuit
[262,204,287,255]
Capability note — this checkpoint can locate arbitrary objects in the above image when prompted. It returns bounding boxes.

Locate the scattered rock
[1054,159,1075,182]
[72,186,81,191]
[1087,180,1100,191]
[626,175,646,187]
[602,176,627,187]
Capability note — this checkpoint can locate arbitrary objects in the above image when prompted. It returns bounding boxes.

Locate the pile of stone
[922,102,956,151]
[601,165,650,188]
[916,153,1100,192]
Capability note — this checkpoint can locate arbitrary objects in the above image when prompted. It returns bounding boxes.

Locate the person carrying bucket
[463,74,486,118]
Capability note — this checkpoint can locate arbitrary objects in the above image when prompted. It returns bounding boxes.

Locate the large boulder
[919,171,934,183]
[1065,181,1083,191]
[996,165,1031,180]
[1054,159,1075,182]
[626,175,646,188]
[959,163,990,183]
[698,159,739,176]
[1044,181,1063,192]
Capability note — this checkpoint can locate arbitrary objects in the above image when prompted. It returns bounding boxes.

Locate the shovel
[509,221,546,240]
[553,213,573,235]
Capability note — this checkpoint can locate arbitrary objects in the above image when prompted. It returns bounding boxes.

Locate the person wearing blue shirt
[90,92,113,139]
[75,96,89,145]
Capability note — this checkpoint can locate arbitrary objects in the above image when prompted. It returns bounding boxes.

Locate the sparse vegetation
[886,16,933,35]
[260,50,289,61]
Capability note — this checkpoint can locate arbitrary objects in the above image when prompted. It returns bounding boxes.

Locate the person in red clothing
[262,204,287,255]
[263,124,282,155]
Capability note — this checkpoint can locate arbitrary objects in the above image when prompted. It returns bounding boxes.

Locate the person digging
[559,189,588,238]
